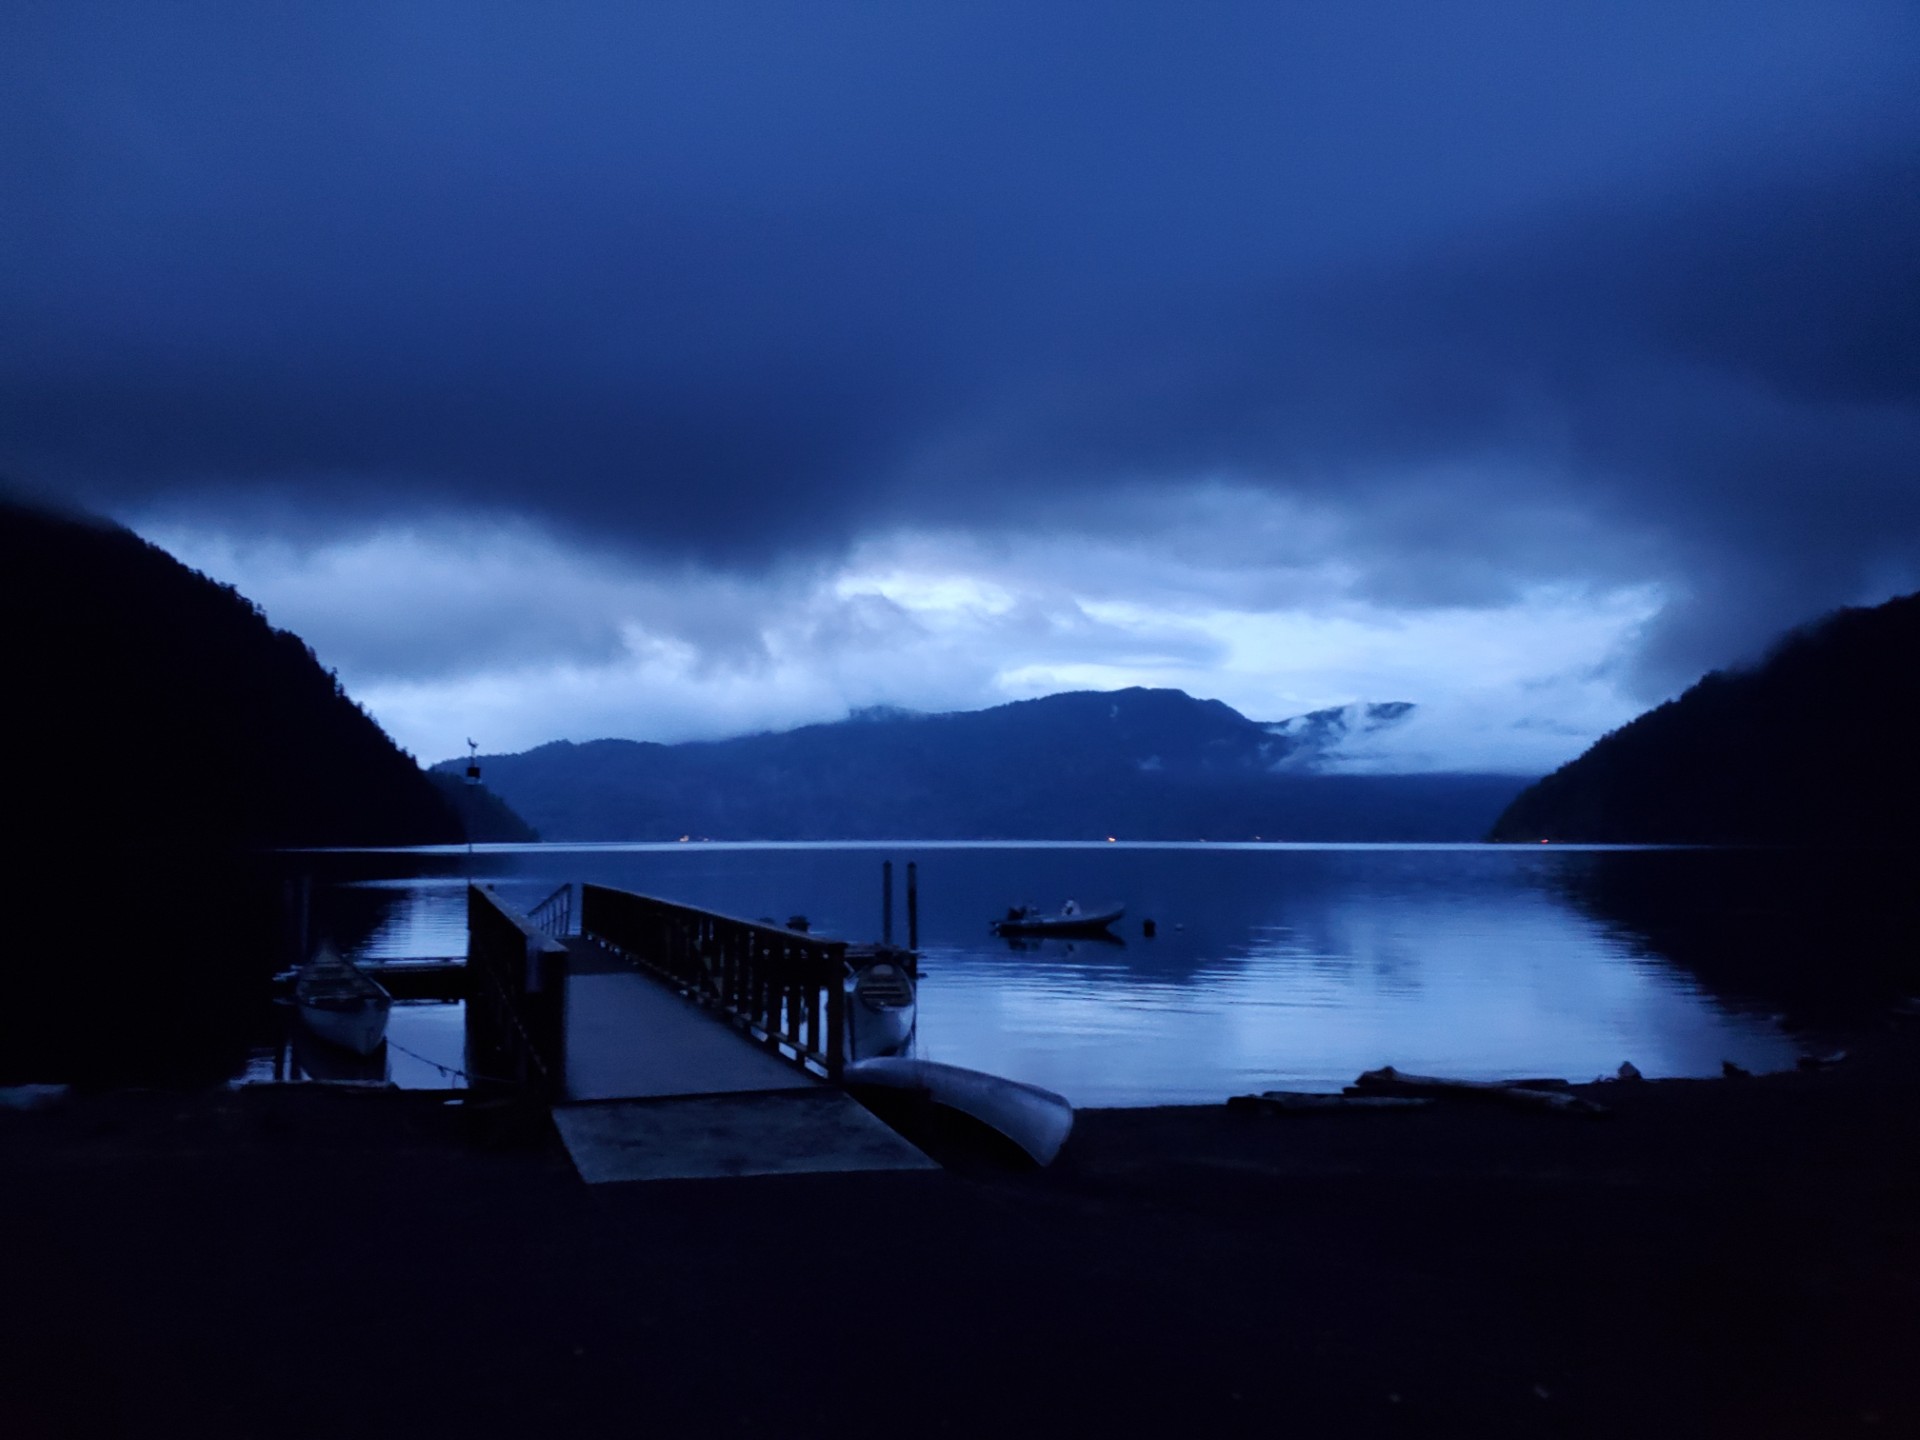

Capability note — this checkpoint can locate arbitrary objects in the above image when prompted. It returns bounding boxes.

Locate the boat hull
[844,1057,1074,1166]
[846,960,917,1060]
[848,998,915,1060]
[294,948,393,1057]
[296,996,391,1057]
[990,906,1124,938]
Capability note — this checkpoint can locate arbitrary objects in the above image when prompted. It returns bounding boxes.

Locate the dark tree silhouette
[1490,592,1920,845]
[0,493,532,1081]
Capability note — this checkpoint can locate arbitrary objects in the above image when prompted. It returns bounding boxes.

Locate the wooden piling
[906,862,918,951]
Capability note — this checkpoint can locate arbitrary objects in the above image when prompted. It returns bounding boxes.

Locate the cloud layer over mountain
[5,3,1916,763]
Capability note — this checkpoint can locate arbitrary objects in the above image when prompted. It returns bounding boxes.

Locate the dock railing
[528,883,573,938]
[580,883,850,1081]
[467,885,569,1097]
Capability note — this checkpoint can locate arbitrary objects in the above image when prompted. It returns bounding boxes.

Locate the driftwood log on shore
[1351,1065,1607,1116]
[1228,1090,1435,1114]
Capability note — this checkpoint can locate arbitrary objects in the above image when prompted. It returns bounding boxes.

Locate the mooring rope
[382,1036,516,1089]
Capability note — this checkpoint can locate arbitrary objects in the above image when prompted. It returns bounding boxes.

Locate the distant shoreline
[285,837,1696,853]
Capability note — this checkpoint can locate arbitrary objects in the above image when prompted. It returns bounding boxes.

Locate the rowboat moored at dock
[295,945,392,1057]
[845,955,917,1060]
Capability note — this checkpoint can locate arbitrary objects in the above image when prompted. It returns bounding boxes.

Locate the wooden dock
[468,884,934,1182]
[560,938,811,1100]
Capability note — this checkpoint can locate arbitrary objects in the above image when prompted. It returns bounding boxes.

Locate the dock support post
[295,872,311,965]
[906,862,918,952]
[882,861,894,946]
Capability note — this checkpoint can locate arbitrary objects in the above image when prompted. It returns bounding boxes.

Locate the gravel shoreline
[5,1033,1917,1437]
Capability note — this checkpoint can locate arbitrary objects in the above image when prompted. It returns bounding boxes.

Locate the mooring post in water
[906,861,919,952]
[882,860,894,945]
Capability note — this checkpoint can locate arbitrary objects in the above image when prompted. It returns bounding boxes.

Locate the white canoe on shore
[295,946,392,1057]
[844,1056,1075,1166]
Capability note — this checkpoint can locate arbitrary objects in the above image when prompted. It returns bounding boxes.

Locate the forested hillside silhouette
[2,494,476,849]
[1490,591,1920,844]
[0,493,528,1081]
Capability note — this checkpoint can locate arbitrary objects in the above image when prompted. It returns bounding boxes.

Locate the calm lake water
[247,842,1851,1107]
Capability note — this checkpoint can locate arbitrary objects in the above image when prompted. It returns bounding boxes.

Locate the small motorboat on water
[846,955,917,1060]
[990,899,1124,938]
[294,945,392,1057]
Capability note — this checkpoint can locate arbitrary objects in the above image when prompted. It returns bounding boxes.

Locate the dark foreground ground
[5,1034,1919,1440]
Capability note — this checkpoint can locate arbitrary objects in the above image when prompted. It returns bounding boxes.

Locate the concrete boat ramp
[550,937,935,1183]
[552,1092,936,1184]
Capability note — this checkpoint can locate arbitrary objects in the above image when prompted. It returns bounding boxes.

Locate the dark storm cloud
[3,1,1917,680]
[969,150,1920,674]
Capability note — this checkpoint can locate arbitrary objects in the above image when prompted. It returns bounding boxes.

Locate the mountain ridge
[501,690,1409,765]
[446,688,1529,842]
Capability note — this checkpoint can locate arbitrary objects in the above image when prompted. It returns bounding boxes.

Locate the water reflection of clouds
[356,888,467,960]
[920,879,1798,1104]
[295,845,1801,1107]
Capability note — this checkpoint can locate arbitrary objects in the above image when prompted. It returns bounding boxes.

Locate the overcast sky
[5,2,1917,772]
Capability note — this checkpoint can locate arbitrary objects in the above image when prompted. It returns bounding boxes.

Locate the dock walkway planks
[552,937,934,1182]
[560,937,812,1102]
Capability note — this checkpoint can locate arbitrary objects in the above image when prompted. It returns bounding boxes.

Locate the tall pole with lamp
[464,739,481,884]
